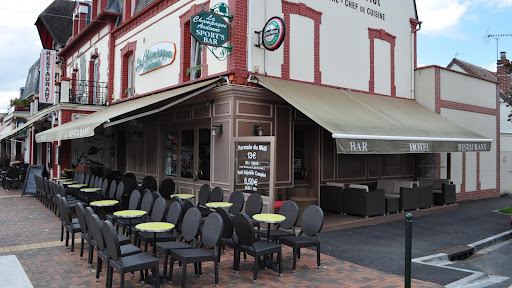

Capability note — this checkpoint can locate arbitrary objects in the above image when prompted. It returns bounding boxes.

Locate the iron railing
[69,79,108,106]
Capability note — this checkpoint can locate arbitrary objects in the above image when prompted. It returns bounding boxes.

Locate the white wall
[289,15,314,83]
[414,67,436,111]
[250,0,416,97]
[440,69,496,110]
[374,39,391,95]
[441,108,497,191]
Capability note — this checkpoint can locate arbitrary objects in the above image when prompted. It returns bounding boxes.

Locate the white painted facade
[249,0,417,98]
[500,101,512,194]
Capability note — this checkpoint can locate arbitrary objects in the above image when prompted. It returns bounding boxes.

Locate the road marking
[0,255,33,288]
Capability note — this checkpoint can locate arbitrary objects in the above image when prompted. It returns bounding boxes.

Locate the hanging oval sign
[262,17,286,51]
[190,11,230,47]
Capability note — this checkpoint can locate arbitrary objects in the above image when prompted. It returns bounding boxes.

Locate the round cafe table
[90,200,119,220]
[56,178,72,182]
[252,213,286,271]
[61,181,78,185]
[171,194,195,200]
[80,187,101,193]
[114,210,147,236]
[68,184,88,189]
[135,222,175,256]
[205,202,233,209]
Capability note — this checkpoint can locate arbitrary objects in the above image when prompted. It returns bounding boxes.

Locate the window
[127,54,134,97]
[181,129,194,178]
[166,131,178,176]
[189,37,202,80]
[198,128,210,181]
[120,41,136,99]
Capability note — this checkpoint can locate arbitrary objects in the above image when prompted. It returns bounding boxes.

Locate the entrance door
[117,131,127,173]
[93,60,99,104]
[167,125,211,198]
[293,124,316,187]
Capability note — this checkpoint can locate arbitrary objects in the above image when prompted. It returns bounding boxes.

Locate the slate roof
[21,59,40,100]
[447,58,497,82]
[105,0,123,25]
[35,0,74,45]
[134,0,157,15]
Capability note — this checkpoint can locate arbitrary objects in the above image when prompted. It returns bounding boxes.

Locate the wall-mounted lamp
[254,123,264,136]
[211,124,223,136]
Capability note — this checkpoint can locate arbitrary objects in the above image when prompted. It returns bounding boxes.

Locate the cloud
[416,0,471,36]
[481,0,512,8]
[0,91,20,113]
[484,62,497,72]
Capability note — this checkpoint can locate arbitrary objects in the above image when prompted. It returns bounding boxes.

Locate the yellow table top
[52,177,70,180]
[135,222,175,233]
[56,179,72,182]
[253,213,286,224]
[61,181,78,185]
[81,187,101,192]
[68,184,88,188]
[114,210,147,218]
[90,200,118,207]
[205,202,233,208]
[172,194,195,199]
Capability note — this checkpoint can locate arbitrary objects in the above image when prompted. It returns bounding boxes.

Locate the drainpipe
[247,0,253,73]
[411,21,422,99]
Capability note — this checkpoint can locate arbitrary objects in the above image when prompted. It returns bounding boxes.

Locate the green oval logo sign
[262,17,286,51]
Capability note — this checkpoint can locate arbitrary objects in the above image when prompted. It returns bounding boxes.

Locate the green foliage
[186,64,203,76]
[9,98,30,108]
[498,207,512,214]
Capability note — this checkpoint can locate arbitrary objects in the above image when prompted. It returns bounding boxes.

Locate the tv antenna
[455,51,463,59]
[484,29,512,60]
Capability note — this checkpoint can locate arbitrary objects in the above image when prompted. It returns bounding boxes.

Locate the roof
[447,58,497,83]
[134,0,157,15]
[21,59,40,100]
[106,0,123,15]
[35,0,74,46]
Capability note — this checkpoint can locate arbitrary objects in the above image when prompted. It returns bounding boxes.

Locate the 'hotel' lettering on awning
[409,143,430,152]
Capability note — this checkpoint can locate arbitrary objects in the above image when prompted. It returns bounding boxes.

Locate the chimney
[73,3,89,35]
[123,0,133,22]
[497,51,511,95]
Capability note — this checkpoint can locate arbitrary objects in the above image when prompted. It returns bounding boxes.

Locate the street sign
[190,11,230,47]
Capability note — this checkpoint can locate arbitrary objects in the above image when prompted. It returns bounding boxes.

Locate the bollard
[405,213,413,288]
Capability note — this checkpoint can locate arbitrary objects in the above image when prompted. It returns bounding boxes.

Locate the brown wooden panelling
[276,106,292,185]
[175,108,191,120]
[212,120,231,185]
[213,102,231,116]
[192,106,211,119]
[237,120,272,137]
[145,127,158,175]
[237,101,272,117]
[321,128,335,181]
[368,155,379,178]
[295,109,308,120]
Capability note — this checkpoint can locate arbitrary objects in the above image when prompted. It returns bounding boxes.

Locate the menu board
[235,142,271,196]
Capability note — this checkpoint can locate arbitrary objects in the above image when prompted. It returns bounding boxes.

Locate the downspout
[411,21,422,99]
[247,0,253,73]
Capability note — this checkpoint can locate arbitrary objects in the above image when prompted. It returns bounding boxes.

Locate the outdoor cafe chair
[141,176,157,193]
[198,184,211,217]
[108,180,117,200]
[100,178,109,199]
[183,198,196,216]
[256,200,299,242]
[233,212,283,282]
[156,207,201,284]
[228,190,244,215]
[245,193,263,229]
[75,203,94,265]
[217,207,239,271]
[210,187,224,202]
[169,212,223,288]
[110,189,142,231]
[103,220,160,288]
[279,205,324,272]
[85,208,141,284]
[78,172,85,185]
[116,191,149,235]
[136,197,168,251]
[84,174,90,188]
[59,197,82,254]
[159,178,176,199]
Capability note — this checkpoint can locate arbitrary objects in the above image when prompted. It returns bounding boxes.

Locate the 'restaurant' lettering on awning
[458,143,488,152]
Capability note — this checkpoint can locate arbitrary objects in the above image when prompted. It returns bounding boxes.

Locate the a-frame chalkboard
[21,165,44,196]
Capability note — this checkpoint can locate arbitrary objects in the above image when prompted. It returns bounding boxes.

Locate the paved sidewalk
[0,188,440,287]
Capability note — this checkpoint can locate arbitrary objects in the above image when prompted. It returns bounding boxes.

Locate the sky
[0,0,512,114]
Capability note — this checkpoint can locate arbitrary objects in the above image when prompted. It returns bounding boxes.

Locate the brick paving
[0,188,441,288]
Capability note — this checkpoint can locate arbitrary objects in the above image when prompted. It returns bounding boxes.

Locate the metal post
[405,213,413,288]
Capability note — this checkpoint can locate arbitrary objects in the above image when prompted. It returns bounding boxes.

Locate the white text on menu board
[237,144,268,191]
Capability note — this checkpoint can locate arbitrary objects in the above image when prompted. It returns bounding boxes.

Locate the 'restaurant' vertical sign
[39,49,56,104]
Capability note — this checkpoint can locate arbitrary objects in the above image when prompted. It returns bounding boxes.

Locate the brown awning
[36,79,219,142]
[256,76,492,154]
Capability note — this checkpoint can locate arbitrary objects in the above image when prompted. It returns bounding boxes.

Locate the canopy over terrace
[35,78,220,143]
[255,76,492,154]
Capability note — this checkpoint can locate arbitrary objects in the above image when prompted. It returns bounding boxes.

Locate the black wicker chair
[159,179,176,199]
[228,190,244,215]
[59,197,82,253]
[75,203,94,266]
[279,205,324,272]
[233,212,283,283]
[103,220,160,288]
[434,183,456,205]
[198,184,212,217]
[85,209,141,284]
[141,176,157,193]
[169,213,223,288]
[245,193,263,229]
[156,207,201,284]
[210,187,224,202]
[256,200,298,241]
[217,207,238,271]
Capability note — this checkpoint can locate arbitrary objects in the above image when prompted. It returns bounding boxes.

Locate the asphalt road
[318,196,512,286]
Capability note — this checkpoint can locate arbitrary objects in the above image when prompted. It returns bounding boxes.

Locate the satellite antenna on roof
[484,29,512,60]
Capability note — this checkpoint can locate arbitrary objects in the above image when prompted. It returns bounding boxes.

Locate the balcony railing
[69,79,108,106]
